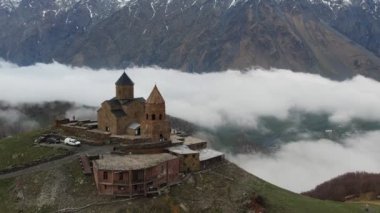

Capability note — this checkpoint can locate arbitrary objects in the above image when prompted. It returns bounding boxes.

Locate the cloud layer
[229,131,380,193]
[2,60,380,192]
[2,60,380,128]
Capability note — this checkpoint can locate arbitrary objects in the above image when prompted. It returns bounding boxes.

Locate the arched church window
[152,114,156,120]
[146,114,148,120]
[159,114,162,120]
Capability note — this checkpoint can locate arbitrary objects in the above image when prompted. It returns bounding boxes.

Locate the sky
[1,59,380,192]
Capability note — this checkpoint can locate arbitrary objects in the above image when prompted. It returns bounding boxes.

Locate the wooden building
[93,153,180,197]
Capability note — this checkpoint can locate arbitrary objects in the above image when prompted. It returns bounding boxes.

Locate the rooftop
[115,72,134,86]
[199,149,224,161]
[167,145,198,155]
[170,134,185,144]
[94,153,177,170]
[146,85,165,104]
[184,136,207,145]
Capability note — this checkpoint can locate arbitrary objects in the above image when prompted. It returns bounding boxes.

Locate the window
[146,114,148,120]
[119,173,123,181]
[105,126,110,132]
[104,185,108,190]
[159,114,162,120]
[152,114,156,120]
[103,172,108,180]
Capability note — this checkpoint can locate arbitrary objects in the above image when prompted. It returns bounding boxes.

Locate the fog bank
[2,60,380,192]
[229,131,380,192]
[2,60,380,128]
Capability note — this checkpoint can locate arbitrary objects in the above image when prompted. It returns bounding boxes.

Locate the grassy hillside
[0,131,379,212]
[0,130,69,170]
[304,172,380,202]
[0,160,379,212]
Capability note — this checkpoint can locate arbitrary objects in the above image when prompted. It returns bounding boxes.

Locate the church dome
[116,72,134,86]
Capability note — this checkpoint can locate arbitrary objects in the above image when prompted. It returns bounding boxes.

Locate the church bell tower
[116,72,134,100]
[141,85,171,142]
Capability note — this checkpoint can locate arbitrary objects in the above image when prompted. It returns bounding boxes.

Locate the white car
[64,137,81,146]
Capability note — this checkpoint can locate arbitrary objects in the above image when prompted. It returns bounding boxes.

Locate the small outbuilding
[199,149,224,170]
[183,136,208,150]
[167,145,200,173]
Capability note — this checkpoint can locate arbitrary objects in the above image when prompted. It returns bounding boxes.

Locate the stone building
[141,85,171,142]
[97,72,171,142]
[167,145,200,173]
[93,153,180,197]
[58,72,225,198]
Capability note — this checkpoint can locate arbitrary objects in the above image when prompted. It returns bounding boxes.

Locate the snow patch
[0,0,22,11]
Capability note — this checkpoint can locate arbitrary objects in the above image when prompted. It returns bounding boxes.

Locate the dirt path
[0,145,113,180]
[348,201,380,206]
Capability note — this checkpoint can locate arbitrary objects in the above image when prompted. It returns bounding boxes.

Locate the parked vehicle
[64,137,81,146]
[34,136,47,143]
[46,137,60,144]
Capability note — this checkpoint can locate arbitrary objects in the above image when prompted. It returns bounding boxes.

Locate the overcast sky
[1,60,380,192]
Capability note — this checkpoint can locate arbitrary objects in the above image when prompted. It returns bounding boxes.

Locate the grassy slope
[0,160,379,212]
[0,179,15,212]
[171,162,380,213]
[0,131,378,212]
[0,130,68,170]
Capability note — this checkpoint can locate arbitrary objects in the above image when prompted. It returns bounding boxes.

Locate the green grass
[250,179,377,213]
[170,162,380,212]
[0,179,16,212]
[217,162,380,213]
[0,131,379,212]
[0,160,379,212]
[0,130,69,170]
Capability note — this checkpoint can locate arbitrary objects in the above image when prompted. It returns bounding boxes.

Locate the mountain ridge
[0,0,380,80]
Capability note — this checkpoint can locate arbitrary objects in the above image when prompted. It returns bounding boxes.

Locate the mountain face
[0,0,380,80]
[306,0,380,57]
[0,0,129,65]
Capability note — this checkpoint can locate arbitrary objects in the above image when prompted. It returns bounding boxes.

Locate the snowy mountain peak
[0,0,22,11]
[0,0,133,12]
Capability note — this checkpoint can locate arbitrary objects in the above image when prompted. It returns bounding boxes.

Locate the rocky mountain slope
[0,0,131,65]
[302,0,380,57]
[0,0,380,80]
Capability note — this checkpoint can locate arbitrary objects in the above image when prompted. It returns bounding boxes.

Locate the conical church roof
[115,72,134,86]
[146,85,165,104]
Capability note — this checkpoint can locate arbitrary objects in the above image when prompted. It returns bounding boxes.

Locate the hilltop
[0,130,379,212]
[304,172,380,203]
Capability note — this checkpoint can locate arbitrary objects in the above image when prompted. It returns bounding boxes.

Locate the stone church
[97,72,171,142]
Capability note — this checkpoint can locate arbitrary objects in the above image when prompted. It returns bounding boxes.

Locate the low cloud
[2,60,380,192]
[229,131,380,193]
[65,105,97,121]
[0,107,40,137]
[1,60,380,128]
